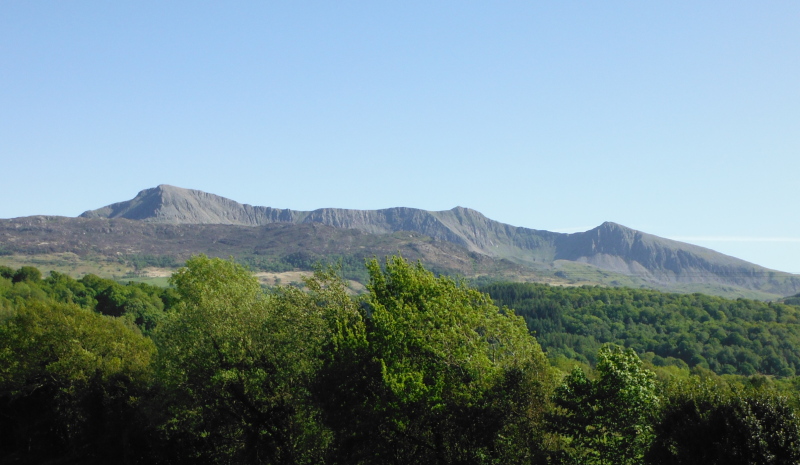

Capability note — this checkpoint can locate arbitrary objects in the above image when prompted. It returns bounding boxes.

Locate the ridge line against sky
[1,2,798,273]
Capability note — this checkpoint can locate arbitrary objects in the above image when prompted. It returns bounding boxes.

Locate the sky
[1,2,798,273]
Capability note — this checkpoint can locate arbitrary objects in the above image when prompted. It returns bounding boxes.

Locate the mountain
[81,184,300,225]
[73,185,800,298]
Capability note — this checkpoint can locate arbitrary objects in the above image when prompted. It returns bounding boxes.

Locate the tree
[0,300,155,463]
[647,380,800,465]
[550,344,658,465]
[317,256,554,465]
[42,270,96,308]
[11,266,41,283]
[154,255,350,464]
[0,265,13,280]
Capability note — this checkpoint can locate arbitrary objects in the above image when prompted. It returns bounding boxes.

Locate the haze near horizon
[1,2,798,273]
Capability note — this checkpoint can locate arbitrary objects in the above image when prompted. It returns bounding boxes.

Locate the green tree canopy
[647,379,800,465]
[318,256,554,465]
[11,266,41,283]
[0,300,155,463]
[482,282,800,377]
[154,255,354,464]
[551,344,658,465]
[0,265,14,280]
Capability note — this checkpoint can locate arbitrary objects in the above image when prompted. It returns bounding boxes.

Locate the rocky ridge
[74,185,800,297]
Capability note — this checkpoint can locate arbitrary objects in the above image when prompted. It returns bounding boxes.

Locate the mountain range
[3,184,798,299]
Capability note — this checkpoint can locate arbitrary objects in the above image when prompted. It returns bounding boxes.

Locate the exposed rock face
[554,222,766,286]
[80,185,299,225]
[76,185,800,296]
[79,186,563,261]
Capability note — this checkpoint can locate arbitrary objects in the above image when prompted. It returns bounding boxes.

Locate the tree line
[1,258,799,464]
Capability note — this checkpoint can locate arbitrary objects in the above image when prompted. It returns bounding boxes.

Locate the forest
[1,257,799,464]
[479,282,800,377]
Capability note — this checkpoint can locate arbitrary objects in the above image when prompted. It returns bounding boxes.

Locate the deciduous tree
[154,255,349,464]
[0,300,155,463]
[647,380,800,465]
[318,256,554,465]
[551,344,658,465]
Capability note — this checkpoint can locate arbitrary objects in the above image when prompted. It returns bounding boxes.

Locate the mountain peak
[79,185,284,224]
[596,221,633,231]
[447,206,489,221]
[80,186,164,220]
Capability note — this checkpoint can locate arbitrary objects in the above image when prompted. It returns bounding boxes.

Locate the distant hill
[2,184,797,299]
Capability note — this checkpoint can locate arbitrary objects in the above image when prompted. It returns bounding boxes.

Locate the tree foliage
[317,256,555,465]
[11,265,41,283]
[0,300,155,463]
[551,344,658,465]
[154,255,354,464]
[1,261,800,463]
[648,379,800,465]
[482,282,800,376]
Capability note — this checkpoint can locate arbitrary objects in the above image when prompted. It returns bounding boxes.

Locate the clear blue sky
[2,2,798,273]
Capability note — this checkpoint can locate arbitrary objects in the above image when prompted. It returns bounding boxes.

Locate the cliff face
[77,185,800,296]
[80,185,299,225]
[554,222,773,287]
[81,187,562,261]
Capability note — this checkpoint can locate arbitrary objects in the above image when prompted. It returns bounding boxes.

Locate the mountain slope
[557,222,756,276]
[0,215,538,285]
[65,184,800,297]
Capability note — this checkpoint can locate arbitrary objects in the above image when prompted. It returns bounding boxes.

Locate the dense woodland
[480,282,800,377]
[1,257,800,464]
